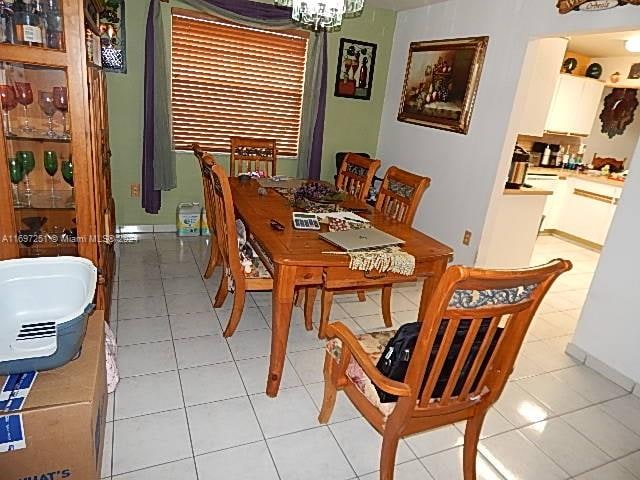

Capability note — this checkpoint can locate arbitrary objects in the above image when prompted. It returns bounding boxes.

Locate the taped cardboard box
[0,312,107,480]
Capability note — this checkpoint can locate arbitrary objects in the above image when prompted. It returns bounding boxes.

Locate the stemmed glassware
[14,82,34,133]
[61,156,73,206]
[38,91,58,138]
[0,84,17,136]
[8,157,25,206]
[43,150,59,201]
[52,86,69,139]
[16,150,35,197]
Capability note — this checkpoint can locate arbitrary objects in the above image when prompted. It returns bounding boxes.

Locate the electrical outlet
[130,184,140,198]
[463,230,472,246]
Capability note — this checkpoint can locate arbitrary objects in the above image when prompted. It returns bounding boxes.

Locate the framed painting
[397,36,489,134]
[334,38,377,101]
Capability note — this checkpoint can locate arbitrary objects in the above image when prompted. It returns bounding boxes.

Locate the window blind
[171,10,308,156]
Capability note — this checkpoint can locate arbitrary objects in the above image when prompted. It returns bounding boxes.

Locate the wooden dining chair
[319,259,572,480]
[230,136,277,177]
[305,166,431,337]
[201,151,274,337]
[335,153,381,201]
[193,143,220,279]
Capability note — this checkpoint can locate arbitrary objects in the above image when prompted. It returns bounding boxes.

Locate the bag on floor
[375,319,503,403]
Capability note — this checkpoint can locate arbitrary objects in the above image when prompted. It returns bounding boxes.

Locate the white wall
[594,54,640,89]
[584,86,640,169]
[376,0,640,383]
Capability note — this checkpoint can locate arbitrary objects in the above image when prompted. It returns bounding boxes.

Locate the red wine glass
[52,86,69,139]
[14,82,34,133]
[0,84,17,136]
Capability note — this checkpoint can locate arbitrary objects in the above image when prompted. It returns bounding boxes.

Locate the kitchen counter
[528,167,625,187]
[504,187,553,196]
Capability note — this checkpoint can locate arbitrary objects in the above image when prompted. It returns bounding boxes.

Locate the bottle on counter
[0,0,16,44]
[14,0,43,47]
[541,145,551,167]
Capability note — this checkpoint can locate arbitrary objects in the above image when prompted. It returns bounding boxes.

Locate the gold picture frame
[397,36,489,134]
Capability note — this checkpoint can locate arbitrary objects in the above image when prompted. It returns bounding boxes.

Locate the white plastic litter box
[0,257,97,375]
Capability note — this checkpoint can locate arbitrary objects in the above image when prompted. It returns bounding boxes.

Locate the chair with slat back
[335,153,381,201]
[375,166,430,225]
[318,260,572,480]
[201,152,274,337]
[230,137,278,177]
[193,143,220,279]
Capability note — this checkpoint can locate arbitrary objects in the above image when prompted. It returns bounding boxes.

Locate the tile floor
[101,233,640,480]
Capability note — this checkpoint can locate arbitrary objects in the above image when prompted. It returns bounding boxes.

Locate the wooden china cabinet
[0,0,116,319]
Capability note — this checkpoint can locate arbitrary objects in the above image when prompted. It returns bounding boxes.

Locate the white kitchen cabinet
[545,74,605,136]
[518,38,569,137]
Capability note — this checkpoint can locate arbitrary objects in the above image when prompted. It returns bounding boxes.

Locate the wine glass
[61,156,74,206]
[43,150,59,201]
[16,150,35,197]
[14,82,34,133]
[52,86,69,139]
[0,84,17,136]
[38,91,57,138]
[8,157,24,206]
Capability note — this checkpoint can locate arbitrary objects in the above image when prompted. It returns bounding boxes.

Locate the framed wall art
[100,0,127,74]
[334,38,377,101]
[397,36,488,134]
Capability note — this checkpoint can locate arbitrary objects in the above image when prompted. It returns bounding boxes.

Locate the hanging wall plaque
[100,0,127,74]
[557,0,640,14]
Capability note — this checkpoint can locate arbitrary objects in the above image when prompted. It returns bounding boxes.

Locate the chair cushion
[244,254,272,279]
[326,330,398,418]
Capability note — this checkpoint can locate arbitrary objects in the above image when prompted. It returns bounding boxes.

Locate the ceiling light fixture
[274,0,365,31]
[625,37,640,53]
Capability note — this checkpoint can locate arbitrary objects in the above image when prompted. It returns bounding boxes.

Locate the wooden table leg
[266,264,297,397]
[418,258,448,321]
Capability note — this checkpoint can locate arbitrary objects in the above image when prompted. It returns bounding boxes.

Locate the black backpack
[375,319,503,403]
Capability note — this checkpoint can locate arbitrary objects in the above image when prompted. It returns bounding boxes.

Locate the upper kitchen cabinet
[518,38,568,137]
[545,74,605,136]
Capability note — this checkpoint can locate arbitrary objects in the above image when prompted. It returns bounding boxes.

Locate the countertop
[504,187,553,196]
[528,167,626,188]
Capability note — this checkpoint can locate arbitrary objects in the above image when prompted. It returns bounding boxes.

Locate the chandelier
[274,0,365,31]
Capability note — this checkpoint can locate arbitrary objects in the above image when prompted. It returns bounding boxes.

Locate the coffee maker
[506,145,530,189]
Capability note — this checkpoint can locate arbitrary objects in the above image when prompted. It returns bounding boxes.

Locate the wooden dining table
[229,178,454,397]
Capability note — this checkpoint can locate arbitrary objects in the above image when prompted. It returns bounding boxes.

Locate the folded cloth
[348,246,415,276]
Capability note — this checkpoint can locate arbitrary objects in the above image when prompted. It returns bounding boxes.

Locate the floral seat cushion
[244,254,272,279]
[326,329,398,418]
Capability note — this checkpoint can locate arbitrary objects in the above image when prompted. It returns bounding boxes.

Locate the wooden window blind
[171,9,308,156]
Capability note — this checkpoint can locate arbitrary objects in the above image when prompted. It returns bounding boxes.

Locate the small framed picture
[334,38,377,101]
[629,63,640,80]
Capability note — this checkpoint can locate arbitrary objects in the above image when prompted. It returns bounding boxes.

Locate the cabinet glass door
[1,61,76,257]
[1,0,65,51]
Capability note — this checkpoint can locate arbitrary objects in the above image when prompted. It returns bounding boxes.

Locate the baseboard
[567,342,637,392]
[541,229,602,252]
[633,383,640,399]
[117,224,176,234]
[565,342,587,363]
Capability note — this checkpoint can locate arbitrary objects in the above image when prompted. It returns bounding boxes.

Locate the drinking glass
[14,82,34,133]
[61,156,73,205]
[16,150,35,196]
[43,150,59,200]
[38,91,57,138]
[8,157,24,206]
[52,86,69,139]
[0,84,17,136]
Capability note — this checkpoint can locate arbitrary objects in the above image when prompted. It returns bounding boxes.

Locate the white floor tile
[106,392,114,423]
[574,462,639,480]
[285,321,326,353]
[520,418,611,476]
[117,279,164,299]
[117,316,171,346]
[288,348,326,384]
[249,291,273,307]
[392,309,420,327]
[112,409,192,475]
[251,385,319,438]
[457,408,515,440]
[353,313,392,332]
[228,328,274,360]
[618,451,640,477]
[160,262,201,279]
[563,406,640,459]
[115,370,183,420]
[166,292,213,315]
[421,446,504,480]
[169,312,222,339]
[600,395,640,436]
[196,441,279,480]
[118,296,167,320]
[102,421,113,478]
[305,381,361,424]
[162,276,206,296]
[519,340,577,372]
[187,396,263,455]
[329,417,415,476]
[340,298,383,317]
[493,382,551,428]
[479,430,569,480]
[551,366,628,403]
[180,362,246,406]
[236,355,301,395]
[117,341,177,378]
[118,264,161,282]
[405,425,464,458]
[267,427,356,480]
[517,372,591,415]
[217,306,269,332]
[360,459,434,480]
[174,334,232,369]
[111,458,197,480]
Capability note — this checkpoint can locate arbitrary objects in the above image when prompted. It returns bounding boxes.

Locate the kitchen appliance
[506,145,530,189]
[532,142,561,167]
[0,257,97,375]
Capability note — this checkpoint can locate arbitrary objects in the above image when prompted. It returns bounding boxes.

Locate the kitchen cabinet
[518,38,569,137]
[545,74,605,136]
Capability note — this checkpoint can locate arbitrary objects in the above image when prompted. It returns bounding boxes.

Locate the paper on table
[315,212,370,223]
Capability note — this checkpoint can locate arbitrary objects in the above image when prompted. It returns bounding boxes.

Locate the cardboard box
[0,312,107,480]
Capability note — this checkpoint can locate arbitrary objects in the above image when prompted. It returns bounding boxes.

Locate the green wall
[107,1,396,226]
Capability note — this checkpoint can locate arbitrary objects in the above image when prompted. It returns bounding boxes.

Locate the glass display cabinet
[0,0,116,319]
